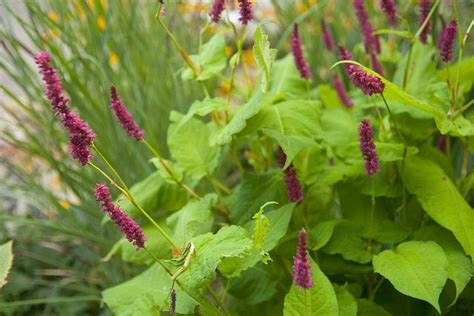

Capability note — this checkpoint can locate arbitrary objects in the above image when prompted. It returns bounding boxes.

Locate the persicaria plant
[34,0,474,314]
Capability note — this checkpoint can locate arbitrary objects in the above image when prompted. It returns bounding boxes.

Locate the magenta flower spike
[438,19,457,63]
[170,288,176,315]
[110,86,145,141]
[353,0,380,54]
[418,0,432,44]
[278,147,304,203]
[291,23,312,80]
[237,0,253,25]
[209,0,225,23]
[359,119,380,177]
[332,74,354,108]
[95,184,147,250]
[380,0,397,27]
[35,51,96,165]
[321,19,335,51]
[338,46,385,95]
[293,228,313,289]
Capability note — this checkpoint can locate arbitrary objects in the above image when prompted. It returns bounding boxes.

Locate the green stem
[91,145,177,248]
[208,285,231,316]
[142,139,201,200]
[367,176,376,251]
[402,44,413,90]
[451,0,465,110]
[413,0,440,40]
[380,94,406,146]
[155,7,200,75]
[88,161,130,199]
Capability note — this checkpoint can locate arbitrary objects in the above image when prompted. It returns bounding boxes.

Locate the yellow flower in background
[109,52,119,67]
[59,200,72,210]
[309,0,317,5]
[48,11,60,23]
[86,0,95,10]
[243,49,255,65]
[178,3,209,13]
[296,3,309,14]
[97,16,106,31]
[225,46,233,57]
[75,2,86,19]
[100,0,108,9]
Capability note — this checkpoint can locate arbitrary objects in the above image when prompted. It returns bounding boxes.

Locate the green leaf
[102,264,206,315]
[168,112,221,180]
[373,241,449,313]
[283,259,339,316]
[177,226,253,291]
[182,33,227,81]
[246,203,296,251]
[117,171,187,219]
[318,84,345,109]
[253,100,322,168]
[269,54,307,101]
[437,56,474,94]
[179,97,228,127]
[356,299,391,316]
[149,157,183,184]
[229,170,286,224]
[402,155,474,258]
[251,203,273,249]
[413,225,472,305]
[312,220,346,250]
[220,203,296,277]
[166,194,217,246]
[253,25,277,92]
[0,241,13,289]
[212,89,266,145]
[333,284,357,316]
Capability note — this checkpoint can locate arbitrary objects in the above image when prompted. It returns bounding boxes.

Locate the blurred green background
[0,0,472,314]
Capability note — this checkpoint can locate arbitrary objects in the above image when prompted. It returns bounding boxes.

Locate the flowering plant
[29,0,474,314]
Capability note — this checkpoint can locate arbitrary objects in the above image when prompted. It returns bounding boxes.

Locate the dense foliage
[1,0,474,315]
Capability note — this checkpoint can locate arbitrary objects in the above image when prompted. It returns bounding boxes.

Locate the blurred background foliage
[0,0,472,314]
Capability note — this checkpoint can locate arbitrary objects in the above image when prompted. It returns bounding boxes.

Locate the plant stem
[402,44,413,90]
[380,94,406,145]
[155,7,200,75]
[91,145,177,248]
[367,176,376,251]
[142,139,201,200]
[208,285,231,316]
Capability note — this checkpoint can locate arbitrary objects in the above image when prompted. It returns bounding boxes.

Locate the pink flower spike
[95,184,147,250]
[353,0,379,54]
[359,119,380,177]
[293,228,313,289]
[332,74,353,108]
[418,0,432,44]
[291,23,312,80]
[380,0,397,27]
[237,0,253,25]
[338,46,385,95]
[110,86,145,141]
[278,147,304,203]
[321,19,335,51]
[35,51,95,165]
[209,0,225,23]
[438,19,457,63]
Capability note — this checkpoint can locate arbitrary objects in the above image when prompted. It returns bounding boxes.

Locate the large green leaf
[177,225,253,291]
[333,284,357,316]
[373,241,449,313]
[402,155,474,258]
[166,194,217,247]
[212,89,266,145]
[102,264,207,315]
[283,259,339,316]
[179,97,228,126]
[356,299,391,316]
[269,54,307,101]
[0,240,13,289]
[312,220,346,250]
[252,100,322,168]
[117,171,187,218]
[253,25,277,92]
[413,225,472,305]
[229,170,286,224]
[182,33,227,81]
[168,112,221,180]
